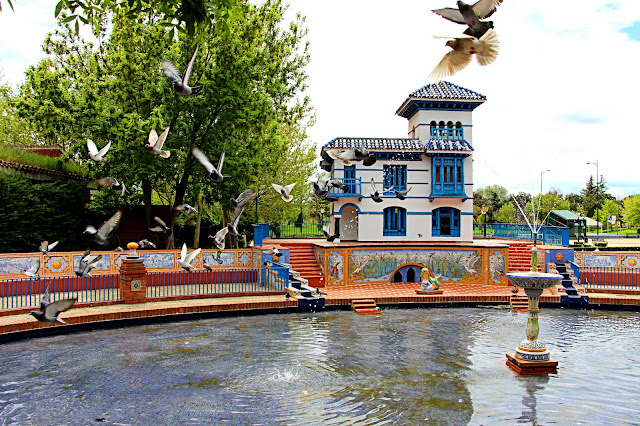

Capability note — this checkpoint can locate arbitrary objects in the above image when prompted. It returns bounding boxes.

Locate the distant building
[320,81,486,242]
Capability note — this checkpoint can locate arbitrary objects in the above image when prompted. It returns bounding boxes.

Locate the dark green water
[0,308,638,424]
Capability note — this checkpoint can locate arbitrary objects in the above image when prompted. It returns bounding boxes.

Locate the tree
[622,195,640,227]
[474,185,509,223]
[598,199,620,227]
[494,202,516,223]
[16,0,314,248]
[0,78,35,146]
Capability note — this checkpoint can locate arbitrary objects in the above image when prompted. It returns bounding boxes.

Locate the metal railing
[474,223,569,246]
[430,127,464,140]
[147,266,287,298]
[269,222,327,238]
[327,177,362,197]
[573,264,640,291]
[0,274,120,310]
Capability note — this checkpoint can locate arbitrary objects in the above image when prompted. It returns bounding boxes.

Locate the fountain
[505,195,562,374]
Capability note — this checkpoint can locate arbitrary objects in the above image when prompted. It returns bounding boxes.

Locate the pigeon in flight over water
[39,240,59,259]
[192,145,233,184]
[87,139,111,162]
[426,29,499,83]
[146,127,171,158]
[84,209,122,246]
[95,177,125,196]
[29,284,76,324]
[24,258,40,280]
[178,243,201,272]
[75,248,102,277]
[272,183,296,202]
[432,0,503,39]
[162,45,202,96]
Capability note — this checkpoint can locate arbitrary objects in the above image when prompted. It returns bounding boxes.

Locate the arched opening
[393,271,402,283]
[340,204,359,241]
[406,268,416,282]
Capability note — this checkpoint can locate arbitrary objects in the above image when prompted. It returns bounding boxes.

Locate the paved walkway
[1,282,638,340]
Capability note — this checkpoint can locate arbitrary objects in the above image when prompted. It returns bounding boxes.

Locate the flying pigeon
[174,204,198,214]
[326,145,377,166]
[29,284,76,324]
[95,177,125,196]
[213,250,223,264]
[87,139,111,162]
[191,145,232,184]
[426,29,500,83]
[312,173,331,199]
[370,179,383,203]
[114,246,124,251]
[161,45,202,96]
[432,0,503,39]
[39,240,59,259]
[146,127,171,158]
[24,258,40,280]
[329,179,349,192]
[209,227,228,250]
[75,248,103,277]
[149,216,170,234]
[84,209,122,246]
[231,189,256,209]
[272,183,296,202]
[178,243,201,272]
[323,227,340,243]
[137,239,157,249]
[394,187,412,200]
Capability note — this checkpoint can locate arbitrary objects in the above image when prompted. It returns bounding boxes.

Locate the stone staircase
[509,291,529,312]
[351,299,382,316]
[276,241,324,288]
[507,241,534,274]
[549,262,589,306]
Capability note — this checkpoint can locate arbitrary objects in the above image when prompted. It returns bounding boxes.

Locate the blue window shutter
[384,207,406,236]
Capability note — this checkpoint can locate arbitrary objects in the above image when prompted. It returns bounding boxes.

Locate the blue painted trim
[461,212,475,215]
[358,211,384,215]
[465,183,473,186]
[338,203,361,214]
[407,212,432,215]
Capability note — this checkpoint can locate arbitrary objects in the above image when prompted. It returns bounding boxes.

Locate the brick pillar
[119,244,148,304]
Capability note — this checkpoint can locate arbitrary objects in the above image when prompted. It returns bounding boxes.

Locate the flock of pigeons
[427,0,503,82]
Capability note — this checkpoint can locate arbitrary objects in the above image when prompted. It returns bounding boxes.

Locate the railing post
[118,243,148,304]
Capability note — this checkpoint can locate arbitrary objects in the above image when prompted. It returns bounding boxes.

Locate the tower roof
[396,81,486,118]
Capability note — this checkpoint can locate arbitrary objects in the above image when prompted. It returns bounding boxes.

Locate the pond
[0,308,638,424]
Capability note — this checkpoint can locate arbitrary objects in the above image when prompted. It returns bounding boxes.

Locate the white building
[320,81,486,242]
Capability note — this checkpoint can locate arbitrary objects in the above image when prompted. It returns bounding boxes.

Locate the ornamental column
[119,242,148,304]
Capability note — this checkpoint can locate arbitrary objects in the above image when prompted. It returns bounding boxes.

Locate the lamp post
[540,169,550,196]
[320,207,325,229]
[481,204,489,237]
[587,161,599,235]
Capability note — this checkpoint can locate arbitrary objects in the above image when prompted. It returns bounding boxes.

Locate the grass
[0,145,90,177]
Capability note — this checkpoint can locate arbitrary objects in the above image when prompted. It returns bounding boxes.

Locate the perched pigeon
[84,209,122,246]
[146,127,171,158]
[230,189,256,209]
[326,145,377,166]
[161,45,202,96]
[209,227,228,250]
[432,0,503,39]
[75,248,102,277]
[87,139,111,162]
[370,179,383,203]
[39,240,59,259]
[426,29,500,83]
[174,204,198,214]
[191,145,232,184]
[323,228,340,243]
[24,258,40,280]
[264,247,283,262]
[95,177,125,196]
[272,183,296,202]
[137,239,157,249]
[393,187,412,200]
[149,216,170,234]
[178,243,201,272]
[29,284,76,324]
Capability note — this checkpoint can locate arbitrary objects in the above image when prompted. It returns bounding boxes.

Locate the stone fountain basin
[506,272,563,289]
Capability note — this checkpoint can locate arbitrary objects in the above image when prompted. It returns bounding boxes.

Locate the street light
[540,169,550,196]
[481,204,489,237]
[587,161,599,235]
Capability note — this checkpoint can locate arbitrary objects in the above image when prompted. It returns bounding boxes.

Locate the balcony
[430,127,464,140]
[327,178,362,198]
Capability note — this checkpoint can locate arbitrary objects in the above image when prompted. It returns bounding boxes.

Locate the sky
[1,0,640,199]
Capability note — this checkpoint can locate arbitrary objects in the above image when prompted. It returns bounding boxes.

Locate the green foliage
[622,195,640,227]
[596,199,620,226]
[0,82,35,146]
[473,184,509,222]
[0,145,90,176]
[0,173,89,253]
[494,202,516,223]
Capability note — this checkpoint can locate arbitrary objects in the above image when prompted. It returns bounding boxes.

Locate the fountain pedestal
[505,270,562,375]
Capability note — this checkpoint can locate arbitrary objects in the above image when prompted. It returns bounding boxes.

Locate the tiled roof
[323,137,424,151]
[407,81,486,101]
[0,159,91,180]
[425,139,474,152]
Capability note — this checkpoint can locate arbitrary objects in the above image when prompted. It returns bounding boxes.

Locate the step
[354,308,382,316]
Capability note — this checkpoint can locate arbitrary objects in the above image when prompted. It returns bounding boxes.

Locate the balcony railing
[327,177,362,197]
[430,127,464,140]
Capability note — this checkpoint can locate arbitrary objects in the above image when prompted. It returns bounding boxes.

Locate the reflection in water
[0,309,638,424]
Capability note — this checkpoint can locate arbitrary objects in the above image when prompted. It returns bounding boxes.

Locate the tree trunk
[193,190,204,248]
[167,155,195,249]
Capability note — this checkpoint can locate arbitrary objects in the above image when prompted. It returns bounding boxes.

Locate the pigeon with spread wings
[84,209,122,246]
[178,243,201,272]
[272,183,296,202]
[24,258,40,280]
[326,144,377,167]
[95,177,126,196]
[29,284,76,323]
[39,240,59,259]
[432,0,503,39]
[192,145,232,184]
[227,189,256,237]
[426,29,499,83]
[161,45,202,96]
[87,139,111,162]
[370,179,383,203]
[146,127,171,158]
[75,248,103,277]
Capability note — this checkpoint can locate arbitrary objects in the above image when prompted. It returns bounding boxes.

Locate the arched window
[430,120,437,138]
[455,122,463,139]
[384,207,406,236]
[393,271,403,283]
[406,268,416,282]
[438,121,445,129]
[432,207,461,237]
[447,121,454,139]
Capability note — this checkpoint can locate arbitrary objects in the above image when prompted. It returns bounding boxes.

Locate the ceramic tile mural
[488,250,506,284]
[314,248,325,275]
[582,254,617,268]
[574,251,640,269]
[0,249,257,279]
[328,251,344,286]
[621,255,640,269]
